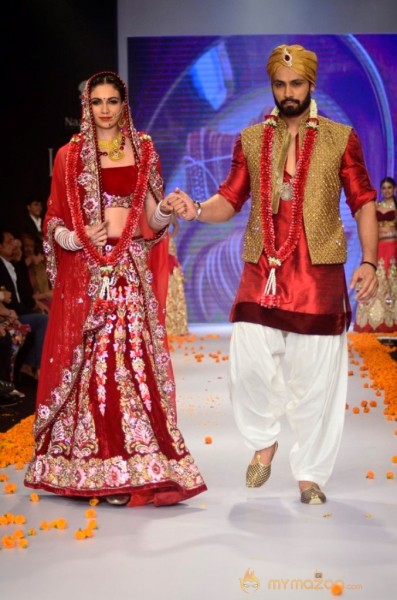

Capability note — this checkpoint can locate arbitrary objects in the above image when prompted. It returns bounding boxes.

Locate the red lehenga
[24,74,206,506]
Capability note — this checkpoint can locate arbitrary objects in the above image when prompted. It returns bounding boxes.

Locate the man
[19,196,44,252]
[166,44,378,504]
[0,230,48,378]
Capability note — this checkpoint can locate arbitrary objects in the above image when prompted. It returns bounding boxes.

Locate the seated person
[0,230,48,378]
[21,233,53,310]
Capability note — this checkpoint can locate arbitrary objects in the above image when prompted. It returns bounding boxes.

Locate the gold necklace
[97,132,126,161]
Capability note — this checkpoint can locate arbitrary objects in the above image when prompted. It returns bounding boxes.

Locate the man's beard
[275,91,311,117]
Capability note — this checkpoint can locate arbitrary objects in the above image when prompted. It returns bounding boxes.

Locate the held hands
[164,188,197,220]
[84,222,108,247]
[350,263,378,303]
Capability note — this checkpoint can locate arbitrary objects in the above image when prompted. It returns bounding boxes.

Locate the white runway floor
[1,325,397,599]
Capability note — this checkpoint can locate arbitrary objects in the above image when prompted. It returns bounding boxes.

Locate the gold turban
[266,44,318,85]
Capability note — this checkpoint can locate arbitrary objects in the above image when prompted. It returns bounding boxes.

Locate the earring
[118,115,126,128]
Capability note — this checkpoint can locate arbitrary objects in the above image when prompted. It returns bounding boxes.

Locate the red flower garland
[65,135,153,269]
[259,115,318,307]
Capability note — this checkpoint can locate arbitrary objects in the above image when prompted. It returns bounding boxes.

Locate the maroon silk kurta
[219,131,375,335]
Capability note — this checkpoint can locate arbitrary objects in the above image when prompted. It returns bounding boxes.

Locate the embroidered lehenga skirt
[25,242,206,505]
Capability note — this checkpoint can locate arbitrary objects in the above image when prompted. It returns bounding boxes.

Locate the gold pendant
[108,149,124,161]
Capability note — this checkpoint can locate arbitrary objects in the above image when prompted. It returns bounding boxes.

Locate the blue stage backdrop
[128,34,397,323]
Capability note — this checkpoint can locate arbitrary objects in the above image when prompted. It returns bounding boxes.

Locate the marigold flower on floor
[30,493,39,502]
[2,534,16,549]
[204,436,213,444]
[5,512,15,524]
[330,583,343,596]
[55,518,68,529]
[14,515,26,525]
[85,508,96,519]
[83,527,94,538]
[386,472,394,479]
[89,498,99,506]
[87,519,98,530]
[13,529,25,539]
[366,471,375,479]
[74,529,87,540]
[392,456,397,464]
[28,528,37,536]
[0,473,9,482]
[4,482,17,494]
[0,415,35,467]
[18,538,28,549]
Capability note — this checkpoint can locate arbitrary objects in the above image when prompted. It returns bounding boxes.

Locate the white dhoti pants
[228,322,348,486]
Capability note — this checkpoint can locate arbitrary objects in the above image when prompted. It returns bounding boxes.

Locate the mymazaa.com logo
[239,569,363,594]
[239,569,261,594]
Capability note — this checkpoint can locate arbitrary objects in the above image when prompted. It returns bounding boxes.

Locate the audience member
[19,196,44,252]
[21,233,53,309]
[0,229,48,378]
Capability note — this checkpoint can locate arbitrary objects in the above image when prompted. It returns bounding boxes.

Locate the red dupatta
[35,73,172,438]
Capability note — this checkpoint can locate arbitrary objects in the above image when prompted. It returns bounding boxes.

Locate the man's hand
[165,189,197,220]
[350,263,378,303]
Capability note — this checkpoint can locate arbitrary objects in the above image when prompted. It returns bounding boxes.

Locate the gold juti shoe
[300,484,326,505]
[246,442,278,488]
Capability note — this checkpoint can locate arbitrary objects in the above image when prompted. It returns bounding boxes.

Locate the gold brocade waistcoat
[240,116,352,265]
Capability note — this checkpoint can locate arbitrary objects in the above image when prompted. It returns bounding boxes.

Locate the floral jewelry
[66,134,153,269]
[259,99,319,308]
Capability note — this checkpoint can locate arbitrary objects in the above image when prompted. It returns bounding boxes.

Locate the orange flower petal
[204,436,213,444]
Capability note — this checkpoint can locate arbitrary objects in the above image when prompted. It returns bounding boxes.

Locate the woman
[24,72,206,506]
[165,225,189,337]
[354,176,397,332]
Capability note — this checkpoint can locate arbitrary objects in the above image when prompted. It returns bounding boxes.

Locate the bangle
[158,201,172,217]
[360,261,377,271]
[151,202,172,229]
[194,201,202,220]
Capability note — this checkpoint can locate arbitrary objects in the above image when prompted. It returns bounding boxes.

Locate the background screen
[128,34,397,322]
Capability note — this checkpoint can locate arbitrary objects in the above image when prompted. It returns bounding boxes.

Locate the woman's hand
[83,222,108,247]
